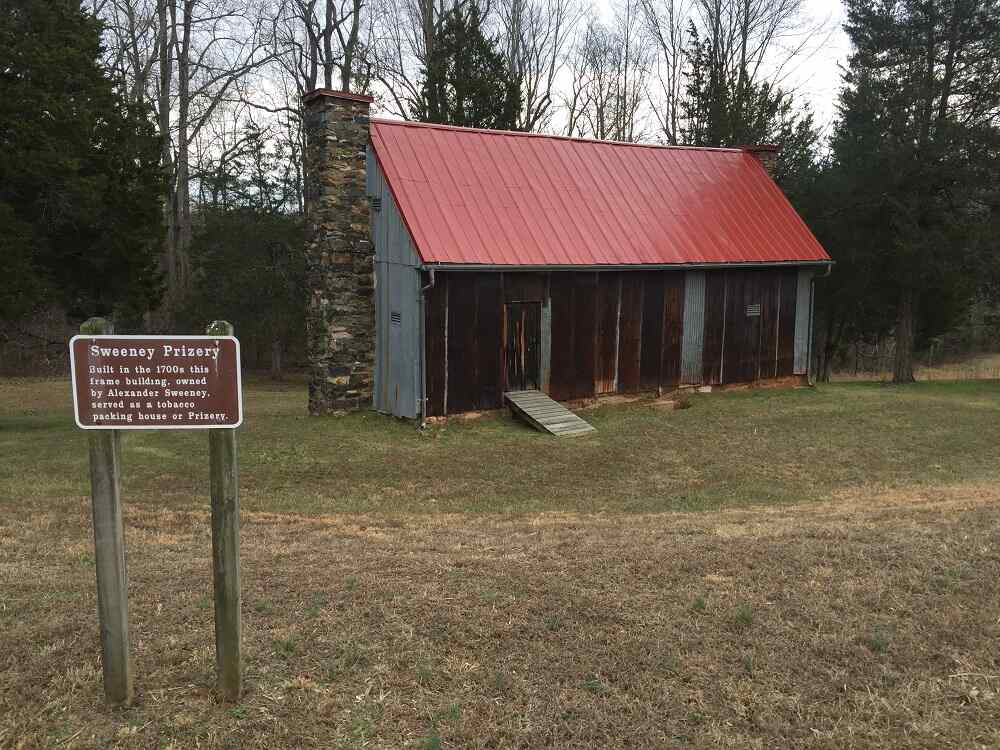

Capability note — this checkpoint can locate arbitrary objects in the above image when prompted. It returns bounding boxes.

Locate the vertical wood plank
[447,279,478,412]
[206,320,242,702]
[702,272,727,385]
[617,273,643,393]
[661,273,685,387]
[778,270,798,377]
[574,272,598,399]
[548,272,576,401]
[476,274,503,408]
[640,272,665,390]
[595,272,619,394]
[81,318,133,707]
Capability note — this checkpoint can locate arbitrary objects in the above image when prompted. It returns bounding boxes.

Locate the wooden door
[504,302,541,391]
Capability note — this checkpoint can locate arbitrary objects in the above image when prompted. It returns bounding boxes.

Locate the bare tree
[640,0,689,143]
[276,0,373,95]
[497,0,583,131]
[563,1,651,142]
[92,0,280,317]
[368,0,458,117]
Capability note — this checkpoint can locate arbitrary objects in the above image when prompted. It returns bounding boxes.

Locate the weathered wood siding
[423,268,805,415]
[700,269,800,387]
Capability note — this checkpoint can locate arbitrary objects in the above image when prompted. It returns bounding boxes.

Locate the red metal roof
[369,118,831,267]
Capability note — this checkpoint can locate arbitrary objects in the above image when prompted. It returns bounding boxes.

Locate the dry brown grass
[3,484,999,749]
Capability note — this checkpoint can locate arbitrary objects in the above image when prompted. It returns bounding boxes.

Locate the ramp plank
[504,390,596,437]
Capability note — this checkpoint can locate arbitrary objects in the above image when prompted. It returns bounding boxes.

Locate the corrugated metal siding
[680,271,705,383]
[369,146,421,267]
[369,119,831,267]
[793,269,813,374]
[370,149,422,418]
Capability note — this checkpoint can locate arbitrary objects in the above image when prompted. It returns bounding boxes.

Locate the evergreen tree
[832,0,1000,382]
[414,3,522,130]
[681,23,820,199]
[0,0,162,322]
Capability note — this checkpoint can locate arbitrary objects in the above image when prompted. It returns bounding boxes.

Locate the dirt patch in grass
[2,483,999,749]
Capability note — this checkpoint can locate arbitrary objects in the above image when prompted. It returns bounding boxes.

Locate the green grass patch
[3,378,1000,516]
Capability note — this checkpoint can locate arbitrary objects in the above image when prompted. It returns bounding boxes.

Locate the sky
[590,0,853,134]
[785,0,851,131]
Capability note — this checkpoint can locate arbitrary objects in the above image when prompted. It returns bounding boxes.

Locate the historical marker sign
[70,335,242,429]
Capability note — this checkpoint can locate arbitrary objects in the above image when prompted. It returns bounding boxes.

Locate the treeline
[1,0,999,379]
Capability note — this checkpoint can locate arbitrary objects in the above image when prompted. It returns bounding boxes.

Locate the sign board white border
[69,334,244,430]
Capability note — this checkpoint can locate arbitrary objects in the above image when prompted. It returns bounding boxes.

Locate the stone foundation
[303,89,374,415]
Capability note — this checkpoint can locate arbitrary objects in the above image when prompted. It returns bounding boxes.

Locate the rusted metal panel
[793,268,812,374]
[548,272,577,401]
[617,273,643,392]
[477,274,504,408]
[680,271,705,384]
[661,273,685,387]
[574,273,598,399]
[702,272,727,385]
[423,274,448,416]
[639,272,664,390]
[595,272,619,394]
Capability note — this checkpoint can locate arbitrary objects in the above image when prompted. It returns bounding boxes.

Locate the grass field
[1,378,999,748]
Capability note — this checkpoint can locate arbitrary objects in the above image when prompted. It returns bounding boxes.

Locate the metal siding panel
[681,271,705,383]
[540,295,552,392]
[370,119,831,266]
[386,263,401,413]
[793,269,813,374]
[395,266,419,418]
[374,260,387,412]
[369,155,421,268]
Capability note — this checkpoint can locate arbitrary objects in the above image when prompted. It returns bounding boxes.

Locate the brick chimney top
[303,89,374,105]
[742,144,781,178]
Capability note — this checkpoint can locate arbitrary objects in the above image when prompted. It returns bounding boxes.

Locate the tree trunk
[893,289,917,383]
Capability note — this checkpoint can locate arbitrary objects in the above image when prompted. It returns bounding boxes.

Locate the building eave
[419,260,835,272]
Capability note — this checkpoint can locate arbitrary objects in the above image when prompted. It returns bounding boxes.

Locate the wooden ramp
[504,390,596,437]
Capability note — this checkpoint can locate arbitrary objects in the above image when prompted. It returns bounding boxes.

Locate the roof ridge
[369,117,747,154]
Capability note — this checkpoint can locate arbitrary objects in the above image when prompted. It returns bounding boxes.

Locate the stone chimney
[302,89,375,415]
[743,144,781,178]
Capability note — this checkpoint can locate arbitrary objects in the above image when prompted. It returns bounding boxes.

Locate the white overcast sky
[591,0,852,133]
[783,0,851,131]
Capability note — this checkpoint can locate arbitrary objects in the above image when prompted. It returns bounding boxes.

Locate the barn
[301,90,833,420]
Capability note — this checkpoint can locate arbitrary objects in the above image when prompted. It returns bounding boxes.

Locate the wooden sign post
[206,320,242,701]
[71,320,244,704]
[80,317,133,706]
